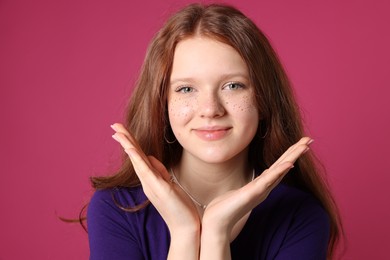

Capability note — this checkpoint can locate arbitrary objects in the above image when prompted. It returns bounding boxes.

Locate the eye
[224,82,244,90]
[175,86,194,93]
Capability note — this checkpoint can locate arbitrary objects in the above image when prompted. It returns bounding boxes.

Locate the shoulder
[87,185,157,235]
[232,184,330,259]
[267,184,329,224]
[87,186,148,238]
[88,186,143,227]
[89,185,147,211]
[260,183,330,235]
[87,186,170,260]
[257,184,330,258]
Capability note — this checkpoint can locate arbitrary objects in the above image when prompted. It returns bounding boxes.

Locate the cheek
[228,94,259,118]
[168,97,194,124]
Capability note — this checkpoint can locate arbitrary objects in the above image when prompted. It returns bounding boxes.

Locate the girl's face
[168,37,259,164]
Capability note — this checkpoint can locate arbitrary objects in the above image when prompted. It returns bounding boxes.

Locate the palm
[111,123,200,232]
[202,137,312,238]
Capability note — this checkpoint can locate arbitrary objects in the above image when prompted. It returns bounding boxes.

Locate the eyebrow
[169,77,196,86]
[170,73,250,86]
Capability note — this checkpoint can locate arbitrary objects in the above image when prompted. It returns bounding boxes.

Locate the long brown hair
[90,3,343,258]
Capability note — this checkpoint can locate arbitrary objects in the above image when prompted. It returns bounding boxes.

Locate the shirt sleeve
[87,189,144,260]
[274,196,330,260]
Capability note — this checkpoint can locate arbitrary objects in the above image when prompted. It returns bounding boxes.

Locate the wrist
[170,224,200,240]
[201,225,230,245]
[200,226,231,260]
[169,226,200,260]
[201,214,231,238]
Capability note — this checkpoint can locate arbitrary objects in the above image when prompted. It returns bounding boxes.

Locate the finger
[125,148,159,184]
[245,161,293,205]
[256,161,293,186]
[111,124,172,195]
[276,142,309,166]
[111,123,143,151]
[244,139,311,203]
[236,161,293,212]
[270,137,312,170]
[148,156,171,182]
[263,161,293,186]
[112,131,152,169]
[111,123,128,135]
[112,131,135,150]
[272,137,311,165]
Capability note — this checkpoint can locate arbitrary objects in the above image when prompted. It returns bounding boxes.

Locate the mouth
[193,127,232,141]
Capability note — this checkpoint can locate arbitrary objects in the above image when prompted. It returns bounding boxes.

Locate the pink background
[1,0,389,259]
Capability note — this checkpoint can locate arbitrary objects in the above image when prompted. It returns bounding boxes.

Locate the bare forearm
[168,228,200,260]
[199,228,231,260]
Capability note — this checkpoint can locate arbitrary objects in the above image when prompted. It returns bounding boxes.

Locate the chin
[196,151,244,164]
[181,143,250,164]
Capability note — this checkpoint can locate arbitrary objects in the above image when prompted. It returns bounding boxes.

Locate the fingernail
[110,124,116,130]
[112,134,119,141]
[303,147,310,154]
[307,139,314,145]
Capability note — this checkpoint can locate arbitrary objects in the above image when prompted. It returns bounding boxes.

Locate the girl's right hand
[111,123,200,237]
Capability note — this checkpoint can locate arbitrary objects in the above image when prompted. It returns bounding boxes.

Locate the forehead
[170,37,249,82]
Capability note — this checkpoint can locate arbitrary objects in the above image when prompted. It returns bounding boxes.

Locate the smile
[193,127,232,141]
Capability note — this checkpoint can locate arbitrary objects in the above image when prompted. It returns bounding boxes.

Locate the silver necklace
[170,168,256,210]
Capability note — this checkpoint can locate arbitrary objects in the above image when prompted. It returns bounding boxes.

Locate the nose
[198,92,225,118]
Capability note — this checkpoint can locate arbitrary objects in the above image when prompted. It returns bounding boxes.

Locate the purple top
[88,184,329,259]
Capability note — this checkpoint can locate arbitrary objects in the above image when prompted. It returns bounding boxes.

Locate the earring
[165,135,177,144]
[261,128,268,139]
[164,129,177,144]
[260,122,268,139]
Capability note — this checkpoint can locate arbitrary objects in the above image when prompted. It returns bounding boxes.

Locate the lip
[193,126,232,141]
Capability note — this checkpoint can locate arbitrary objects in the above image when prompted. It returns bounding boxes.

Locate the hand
[110,123,200,235]
[201,137,313,241]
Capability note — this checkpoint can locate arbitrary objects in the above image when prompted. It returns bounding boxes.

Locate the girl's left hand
[201,137,313,242]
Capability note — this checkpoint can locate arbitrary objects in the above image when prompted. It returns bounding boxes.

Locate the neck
[173,151,254,208]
